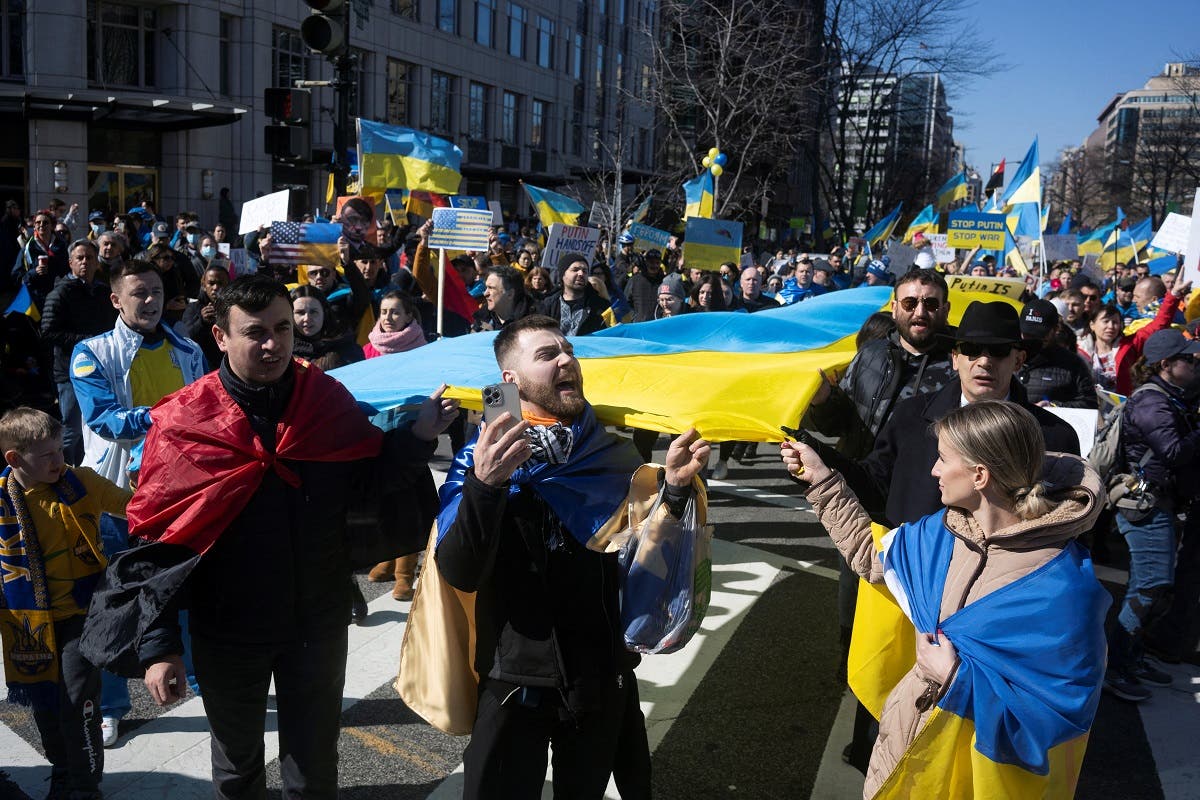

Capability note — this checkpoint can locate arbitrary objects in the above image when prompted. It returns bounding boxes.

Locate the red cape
[127,360,383,555]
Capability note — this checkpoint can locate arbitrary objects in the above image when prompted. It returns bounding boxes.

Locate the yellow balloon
[710,164,724,177]
[708,147,720,159]
[702,156,712,167]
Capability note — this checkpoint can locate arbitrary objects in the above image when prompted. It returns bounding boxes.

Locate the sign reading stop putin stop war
[946,211,1007,250]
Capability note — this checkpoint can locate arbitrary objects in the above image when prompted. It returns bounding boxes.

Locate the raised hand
[664,427,711,488]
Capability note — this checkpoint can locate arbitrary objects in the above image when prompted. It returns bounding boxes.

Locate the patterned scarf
[0,467,104,706]
[525,420,575,466]
[368,319,427,355]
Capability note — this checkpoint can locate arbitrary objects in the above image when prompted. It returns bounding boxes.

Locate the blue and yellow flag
[268,221,342,268]
[1077,220,1118,256]
[1057,211,1073,236]
[4,284,40,322]
[682,170,715,220]
[682,217,742,272]
[935,171,967,211]
[869,510,1108,799]
[902,204,938,244]
[863,203,903,251]
[523,183,585,229]
[1001,138,1041,207]
[629,195,652,225]
[357,119,463,195]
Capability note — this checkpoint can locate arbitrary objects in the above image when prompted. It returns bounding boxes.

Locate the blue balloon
[714,153,728,166]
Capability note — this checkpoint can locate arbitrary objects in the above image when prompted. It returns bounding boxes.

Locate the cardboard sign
[946,274,1026,301]
[542,223,603,276]
[590,201,614,229]
[239,189,290,235]
[1046,407,1100,459]
[946,211,1007,250]
[1042,234,1078,263]
[683,218,743,270]
[449,195,488,210]
[1182,188,1200,286]
[628,222,670,252]
[487,200,504,226]
[428,207,493,250]
[926,233,956,263]
[1150,211,1192,255]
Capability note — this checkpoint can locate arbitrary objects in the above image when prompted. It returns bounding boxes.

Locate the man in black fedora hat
[812,300,1080,529]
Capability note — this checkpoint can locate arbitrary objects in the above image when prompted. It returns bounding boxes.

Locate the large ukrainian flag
[357,119,463,195]
[683,170,715,220]
[902,204,938,244]
[866,511,1109,799]
[935,171,968,211]
[523,183,585,228]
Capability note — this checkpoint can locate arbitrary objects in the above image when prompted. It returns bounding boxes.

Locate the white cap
[914,251,935,270]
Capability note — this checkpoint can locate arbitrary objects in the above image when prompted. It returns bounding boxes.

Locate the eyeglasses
[956,342,1015,359]
[897,296,942,313]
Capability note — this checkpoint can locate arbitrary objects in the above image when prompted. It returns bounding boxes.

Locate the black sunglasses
[956,342,1015,359]
[897,296,942,313]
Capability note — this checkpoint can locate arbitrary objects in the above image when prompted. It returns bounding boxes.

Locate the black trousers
[191,630,348,800]
[462,672,649,800]
[29,615,103,794]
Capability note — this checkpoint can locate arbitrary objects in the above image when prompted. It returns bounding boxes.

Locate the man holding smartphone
[435,315,710,799]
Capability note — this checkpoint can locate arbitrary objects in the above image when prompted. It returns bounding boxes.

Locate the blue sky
[950,0,1200,174]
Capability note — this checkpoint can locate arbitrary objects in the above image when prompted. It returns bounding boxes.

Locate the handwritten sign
[946,274,1026,301]
[543,223,602,277]
[428,207,493,250]
[628,222,670,252]
[926,233,956,263]
[946,211,1006,250]
[239,189,290,235]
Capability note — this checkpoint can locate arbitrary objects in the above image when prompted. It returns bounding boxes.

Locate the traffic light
[300,0,346,55]
[264,125,312,162]
[264,88,311,125]
[264,88,312,162]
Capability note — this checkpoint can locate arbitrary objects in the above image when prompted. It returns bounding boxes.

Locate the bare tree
[1044,145,1109,229]
[813,0,1002,236]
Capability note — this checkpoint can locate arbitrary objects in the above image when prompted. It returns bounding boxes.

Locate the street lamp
[53,160,68,193]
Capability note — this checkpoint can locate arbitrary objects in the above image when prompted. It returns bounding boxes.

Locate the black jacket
[1018,344,1098,409]
[540,288,610,336]
[181,296,222,371]
[624,271,662,323]
[436,472,638,711]
[820,378,1082,527]
[40,277,118,383]
[1121,376,1200,502]
[472,293,537,332]
[805,332,956,459]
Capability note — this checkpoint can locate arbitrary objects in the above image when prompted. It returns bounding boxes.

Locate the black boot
[350,580,368,626]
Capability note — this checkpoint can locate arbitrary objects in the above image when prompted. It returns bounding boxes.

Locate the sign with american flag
[269,221,341,267]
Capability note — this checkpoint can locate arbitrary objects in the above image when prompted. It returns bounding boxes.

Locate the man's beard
[897,317,938,349]
[520,376,586,421]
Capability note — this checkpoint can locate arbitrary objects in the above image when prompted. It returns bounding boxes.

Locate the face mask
[91,223,105,234]
[201,246,216,259]
[187,232,200,246]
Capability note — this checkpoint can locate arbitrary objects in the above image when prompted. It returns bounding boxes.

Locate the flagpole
[437,247,446,337]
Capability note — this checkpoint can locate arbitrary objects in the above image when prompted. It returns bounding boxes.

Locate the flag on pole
[1056,212,1073,236]
[1040,202,1051,234]
[902,204,938,244]
[266,221,342,268]
[863,203,903,251]
[523,183,585,228]
[629,195,652,224]
[682,171,715,220]
[1001,139,1041,207]
[1077,221,1118,256]
[357,119,463,195]
[4,283,40,322]
[935,172,968,211]
[984,159,1005,196]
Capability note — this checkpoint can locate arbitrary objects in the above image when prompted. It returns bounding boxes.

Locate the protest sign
[1046,407,1100,458]
[228,248,249,277]
[683,218,743,270]
[1182,188,1200,286]
[239,189,290,235]
[885,243,918,270]
[628,222,670,252]
[1042,235,1077,262]
[946,211,1006,250]
[926,234,956,263]
[589,201,614,229]
[487,200,504,226]
[543,223,603,276]
[428,207,493,250]
[449,195,488,210]
[1150,212,1191,255]
[946,274,1025,302]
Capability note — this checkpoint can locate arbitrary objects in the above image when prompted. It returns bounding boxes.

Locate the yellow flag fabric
[847,523,914,720]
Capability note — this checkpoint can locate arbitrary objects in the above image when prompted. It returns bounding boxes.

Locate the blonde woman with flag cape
[782,401,1108,799]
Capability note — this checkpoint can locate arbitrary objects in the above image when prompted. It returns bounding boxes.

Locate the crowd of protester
[1,191,1198,799]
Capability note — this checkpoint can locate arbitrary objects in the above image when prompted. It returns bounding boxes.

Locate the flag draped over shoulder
[935,172,967,211]
[863,203,903,251]
[902,205,938,244]
[682,171,715,220]
[870,511,1108,798]
[357,118,463,195]
[523,183,585,228]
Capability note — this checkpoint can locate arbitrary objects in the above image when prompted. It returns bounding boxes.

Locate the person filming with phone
[435,314,710,799]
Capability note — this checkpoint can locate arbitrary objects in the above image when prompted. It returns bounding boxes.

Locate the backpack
[1087,382,1168,514]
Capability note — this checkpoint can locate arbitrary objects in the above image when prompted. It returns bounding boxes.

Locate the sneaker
[1132,659,1173,687]
[712,460,729,481]
[101,716,119,748]
[1103,671,1151,702]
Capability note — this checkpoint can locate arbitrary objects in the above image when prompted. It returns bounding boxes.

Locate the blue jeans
[1110,507,1178,672]
[99,518,199,720]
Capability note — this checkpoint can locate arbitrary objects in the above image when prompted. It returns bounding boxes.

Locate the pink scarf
[367,320,426,355]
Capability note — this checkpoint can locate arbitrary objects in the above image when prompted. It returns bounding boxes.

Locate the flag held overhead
[357,118,463,195]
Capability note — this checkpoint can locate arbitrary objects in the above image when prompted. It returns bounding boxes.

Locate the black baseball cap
[1144,329,1200,364]
[1020,299,1059,340]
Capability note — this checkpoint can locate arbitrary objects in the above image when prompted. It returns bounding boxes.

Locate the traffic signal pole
[331,0,352,198]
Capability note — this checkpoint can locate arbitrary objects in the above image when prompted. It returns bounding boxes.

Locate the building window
[431,70,453,133]
[475,0,495,46]
[350,49,369,118]
[469,82,489,139]
[536,15,554,69]
[572,32,583,80]
[615,50,623,89]
[272,28,310,88]
[502,91,520,144]
[2,0,25,80]
[531,99,547,149]
[507,3,525,58]
[219,15,234,97]
[387,59,414,125]
[392,0,419,19]
[438,0,457,34]
[87,1,157,88]
[640,62,650,100]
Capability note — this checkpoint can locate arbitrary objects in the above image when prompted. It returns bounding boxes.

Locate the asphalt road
[3,436,1197,799]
